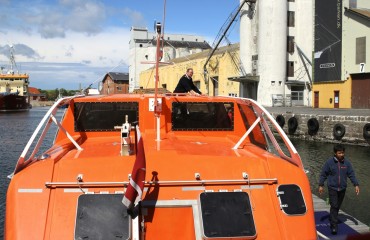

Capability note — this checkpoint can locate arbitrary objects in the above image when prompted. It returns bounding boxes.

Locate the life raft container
[307,118,319,135]
[333,123,346,140]
[276,114,285,128]
[288,117,298,134]
[363,123,370,140]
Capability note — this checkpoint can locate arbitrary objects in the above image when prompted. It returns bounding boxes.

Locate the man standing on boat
[318,144,360,235]
[173,68,202,96]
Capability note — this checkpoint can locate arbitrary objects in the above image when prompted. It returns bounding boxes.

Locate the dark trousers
[328,188,346,228]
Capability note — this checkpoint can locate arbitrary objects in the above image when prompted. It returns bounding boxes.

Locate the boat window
[238,104,267,149]
[277,184,307,215]
[74,102,138,131]
[172,102,233,131]
[199,192,256,238]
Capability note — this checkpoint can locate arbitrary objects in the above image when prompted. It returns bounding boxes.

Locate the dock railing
[272,94,292,107]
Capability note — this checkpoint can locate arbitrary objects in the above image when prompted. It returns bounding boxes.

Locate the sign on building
[360,63,365,73]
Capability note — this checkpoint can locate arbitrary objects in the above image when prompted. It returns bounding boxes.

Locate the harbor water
[1,107,369,238]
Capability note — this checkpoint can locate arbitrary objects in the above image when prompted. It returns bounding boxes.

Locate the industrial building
[129,27,211,92]
[137,0,369,108]
[313,0,370,108]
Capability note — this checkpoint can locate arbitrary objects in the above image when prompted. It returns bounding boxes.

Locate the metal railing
[9,95,84,176]
[45,177,278,188]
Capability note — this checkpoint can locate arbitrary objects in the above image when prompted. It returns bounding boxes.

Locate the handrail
[233,116,261,149]
[240,98,302,168]
[45,178,278,188]
[50,114,82,151]
[223,96,303,169]
[11,95,84,176]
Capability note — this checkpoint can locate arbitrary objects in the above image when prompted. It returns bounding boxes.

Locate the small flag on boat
[122,125,146,209]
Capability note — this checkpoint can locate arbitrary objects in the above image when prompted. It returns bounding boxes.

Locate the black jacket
[319,156,359,191]
[173,75,201,94]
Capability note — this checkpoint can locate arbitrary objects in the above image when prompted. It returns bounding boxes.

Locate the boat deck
[313,194,369,239]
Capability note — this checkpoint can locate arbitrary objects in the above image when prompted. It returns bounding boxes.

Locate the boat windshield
[172,102,233,131]
[74,102,139,131]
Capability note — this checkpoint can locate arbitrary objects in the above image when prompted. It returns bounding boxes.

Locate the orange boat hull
[6,94,317,239]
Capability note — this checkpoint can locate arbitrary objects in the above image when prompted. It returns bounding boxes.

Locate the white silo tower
[240,0,287,106]
[239,0,254,75]
[257,0,287,106]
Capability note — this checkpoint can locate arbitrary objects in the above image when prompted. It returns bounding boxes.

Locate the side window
[172,102,233,131]
[74,102,139,131]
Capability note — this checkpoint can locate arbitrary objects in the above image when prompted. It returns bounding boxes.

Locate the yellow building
[312,80,352,109]
[140,43,241,97]
[312,73,370,109]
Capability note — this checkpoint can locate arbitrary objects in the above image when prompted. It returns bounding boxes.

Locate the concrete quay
[30,100,54,107]
[264,106,370,117]
[264,106,370,146]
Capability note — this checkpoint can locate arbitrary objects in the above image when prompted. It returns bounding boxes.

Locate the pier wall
[30,100,54,107]
[270,112,370,146]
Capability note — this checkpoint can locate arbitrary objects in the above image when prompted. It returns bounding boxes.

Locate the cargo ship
[0,46,30,112]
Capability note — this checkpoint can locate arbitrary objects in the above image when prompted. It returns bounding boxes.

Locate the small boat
[0,46,30,112]
[5,93,317,239]
[5,23,317,240]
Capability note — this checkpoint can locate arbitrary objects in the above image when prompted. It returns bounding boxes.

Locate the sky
[0,0,241,90]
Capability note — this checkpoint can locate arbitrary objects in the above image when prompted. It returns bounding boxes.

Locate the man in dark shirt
[319,144,360,235]
[173,68,202,95]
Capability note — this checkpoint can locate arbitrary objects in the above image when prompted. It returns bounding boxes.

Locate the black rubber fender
[333,123,346,140]
[363,123,370,140]
[307,118,319,135]
[288,117,298,134]
[276,114,285,128]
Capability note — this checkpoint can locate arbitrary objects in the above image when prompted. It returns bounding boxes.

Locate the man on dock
[318,144,360,235]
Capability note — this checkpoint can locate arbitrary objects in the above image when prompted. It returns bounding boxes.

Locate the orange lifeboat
[5,94,317,239]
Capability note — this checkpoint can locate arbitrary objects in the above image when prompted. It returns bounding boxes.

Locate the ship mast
[154,22,163,142]
[8,45,18,74]
[153,0,169,143]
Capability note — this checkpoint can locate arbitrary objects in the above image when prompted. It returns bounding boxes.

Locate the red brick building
[100,72,129,95]
[28,87,46,101]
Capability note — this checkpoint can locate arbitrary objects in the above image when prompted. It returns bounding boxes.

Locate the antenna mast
[8,45,18,74]
[154,22,163,142]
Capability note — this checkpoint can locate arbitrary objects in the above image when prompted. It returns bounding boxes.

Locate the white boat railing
[45,177,278,188]
[233,116,261,149]
[227,96,303,169]
[10,95,84,176]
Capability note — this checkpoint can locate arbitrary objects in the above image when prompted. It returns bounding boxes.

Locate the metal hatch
[74,194,131,240]
[199,192,256,239]
[277,184,307,215]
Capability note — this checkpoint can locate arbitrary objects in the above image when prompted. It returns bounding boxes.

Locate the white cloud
[0,26,131,90]
[1,27,130,65]
[0,0,239,90]
[122,8,146,28]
